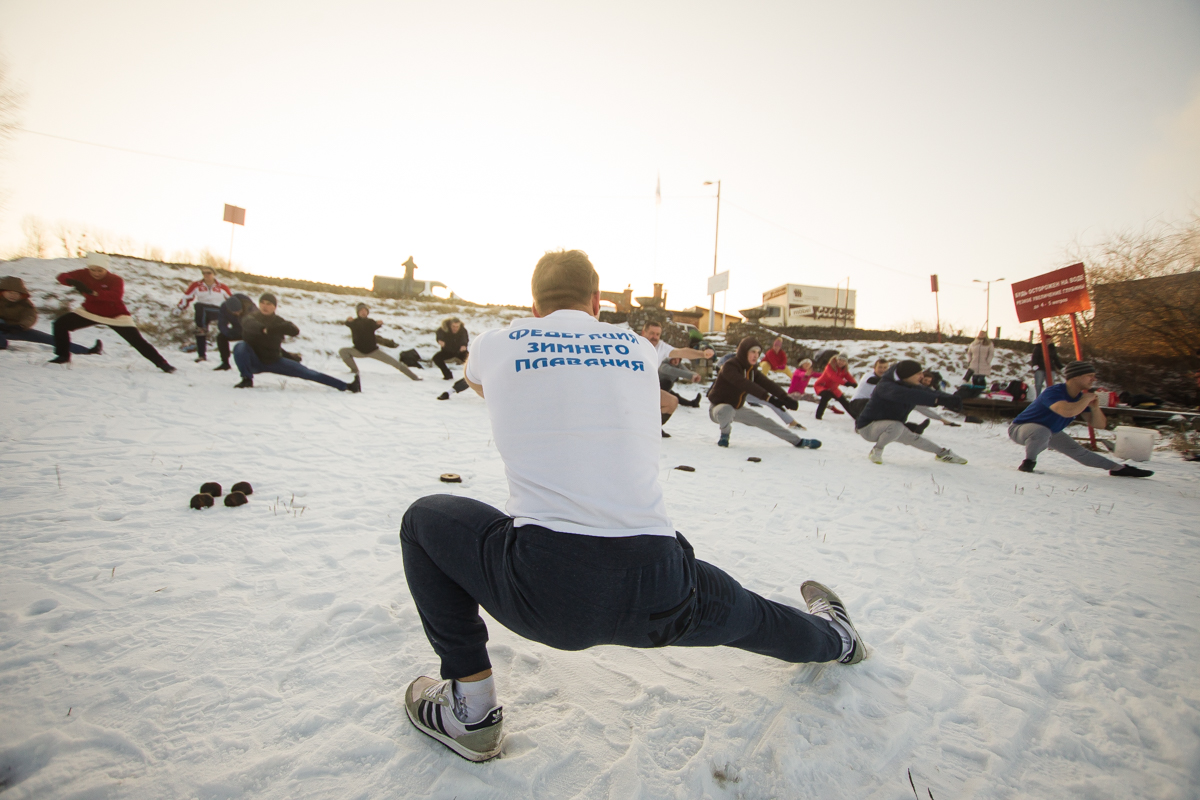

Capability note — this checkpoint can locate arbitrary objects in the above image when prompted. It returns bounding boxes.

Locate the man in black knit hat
[1009,361,1152,477]
[855,360,967,465]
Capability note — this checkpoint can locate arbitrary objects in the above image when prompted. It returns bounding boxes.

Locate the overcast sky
[2,0,1198,335]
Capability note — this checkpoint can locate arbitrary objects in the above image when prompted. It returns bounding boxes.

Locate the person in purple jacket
[1008,361,1151,477]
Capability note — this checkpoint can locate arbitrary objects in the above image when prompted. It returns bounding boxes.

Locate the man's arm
[668,346,714,361]
[1080,396,1107,429]
[1049,393,1096,418]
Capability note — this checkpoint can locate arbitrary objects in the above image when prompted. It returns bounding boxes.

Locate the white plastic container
[1114,426,1155,462]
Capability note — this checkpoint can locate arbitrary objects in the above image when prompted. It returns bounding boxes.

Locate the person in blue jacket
[855,360,967,465]
[1008,361,1152,477]
[212,293,254,371]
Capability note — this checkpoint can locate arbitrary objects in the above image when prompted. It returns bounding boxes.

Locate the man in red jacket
[51,253,175,372]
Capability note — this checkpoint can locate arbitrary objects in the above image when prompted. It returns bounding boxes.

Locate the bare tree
[0,56,26,218]
[1053,213,1200,359]
[20,214,49,257]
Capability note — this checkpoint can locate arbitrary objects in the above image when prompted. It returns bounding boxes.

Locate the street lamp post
[703,180,721,332]
[972,277,1005,333]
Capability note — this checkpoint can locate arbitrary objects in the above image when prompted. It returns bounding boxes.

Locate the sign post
[223,204,246,270]
[930,274,941,343]
[707,270,730,333]
[1012,263,1096,447]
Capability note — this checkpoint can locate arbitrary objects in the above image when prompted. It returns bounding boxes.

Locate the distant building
[748,284,856,328]
[683,306,741,333]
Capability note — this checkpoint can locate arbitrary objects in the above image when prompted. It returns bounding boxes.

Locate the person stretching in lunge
[639,320,714,437]
[51,252,175,372]
[400,250,860,762]
[1008,360,1152,478]
[232,293,360,393]
[432,317,469,380]
[855,360,966,464]
[759,337,794,378]
[707,336,820,449]
[813,356,857,419]
[847,359,890,418]
[212,293,254,371]
[339,303,422,383]
[174,266,232,362]
[0,276,100,356]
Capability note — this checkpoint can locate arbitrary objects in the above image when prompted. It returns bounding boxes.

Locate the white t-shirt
[651,339,675,365]
[850,370,880,402]
[465,310,675,538]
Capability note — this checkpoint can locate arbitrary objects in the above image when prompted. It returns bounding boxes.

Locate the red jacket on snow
[813,363,856,398]
[57,269,130,318]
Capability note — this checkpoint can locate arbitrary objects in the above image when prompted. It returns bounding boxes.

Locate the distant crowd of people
[3,253,1158,482]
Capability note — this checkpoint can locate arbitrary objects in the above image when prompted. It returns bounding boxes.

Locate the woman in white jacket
[965,331,995,381]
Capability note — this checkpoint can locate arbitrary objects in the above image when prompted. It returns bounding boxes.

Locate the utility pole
[703,181,721,332]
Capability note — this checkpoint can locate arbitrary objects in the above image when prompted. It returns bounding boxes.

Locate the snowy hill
[1,257,1198,799]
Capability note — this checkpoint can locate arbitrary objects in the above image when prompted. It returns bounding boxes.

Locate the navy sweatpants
[0,324,92,355]
[400,494,842,679]
[232,342,348,390]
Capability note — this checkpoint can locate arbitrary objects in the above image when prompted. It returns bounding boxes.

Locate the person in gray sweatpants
[855,360,967,464]
[339,303,422,381]
[707,336,819,449]
[1008,360,1151,477]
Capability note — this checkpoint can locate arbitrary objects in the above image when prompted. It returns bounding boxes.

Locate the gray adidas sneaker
[935,449,967,464]
[404,676,504,762]
[800,581,865,665]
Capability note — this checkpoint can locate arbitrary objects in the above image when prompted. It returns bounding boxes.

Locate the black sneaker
[48,356,70,364]
[1110,464,1153,478]
[437,392,451,400]
[194,355,207,362]
[213,363,231,371]
[89,340,103,355]
[346,375,361,394]
[160,364,177,374]
[1018,459,1036,473]
[661,430,671,438]
[234,378,253,389]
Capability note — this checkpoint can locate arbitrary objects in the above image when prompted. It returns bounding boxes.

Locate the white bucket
[1114,426,1155,462]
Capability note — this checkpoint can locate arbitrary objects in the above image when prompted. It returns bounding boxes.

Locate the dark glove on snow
[769,394,798,411]
[281,350,302,362]
[67,280,94,295]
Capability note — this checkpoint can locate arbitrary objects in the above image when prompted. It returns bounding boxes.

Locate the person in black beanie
[232,293,360,393]
[1009,361,1152,477]
[212,293,254,371]
[855,360,966,464]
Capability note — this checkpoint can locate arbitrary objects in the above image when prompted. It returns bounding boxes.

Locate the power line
[14,127,326,179]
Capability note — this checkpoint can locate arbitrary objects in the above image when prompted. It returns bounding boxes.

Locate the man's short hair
[641,320,662,332]
[531,250,599,313]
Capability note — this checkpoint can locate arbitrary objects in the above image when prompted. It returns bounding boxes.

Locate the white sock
[453,676,497,724]
[815,612,853,660]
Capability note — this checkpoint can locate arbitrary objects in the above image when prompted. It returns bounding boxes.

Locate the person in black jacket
[212,293,254,371]
[1031,339,1065,398]
[432,317,469,379]
[707,336,821,449]
[231,293,359,392]
[856,360,966,464]
[338,303,421,382]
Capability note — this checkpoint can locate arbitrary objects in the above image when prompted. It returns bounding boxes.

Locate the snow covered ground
[2,257,1198,799]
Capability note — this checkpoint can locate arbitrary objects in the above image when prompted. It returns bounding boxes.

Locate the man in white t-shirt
[399,250,865,762]
[848,359,890,417]
[639,320,714,437]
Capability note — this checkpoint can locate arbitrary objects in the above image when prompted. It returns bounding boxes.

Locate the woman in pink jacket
[813,356,858,419]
